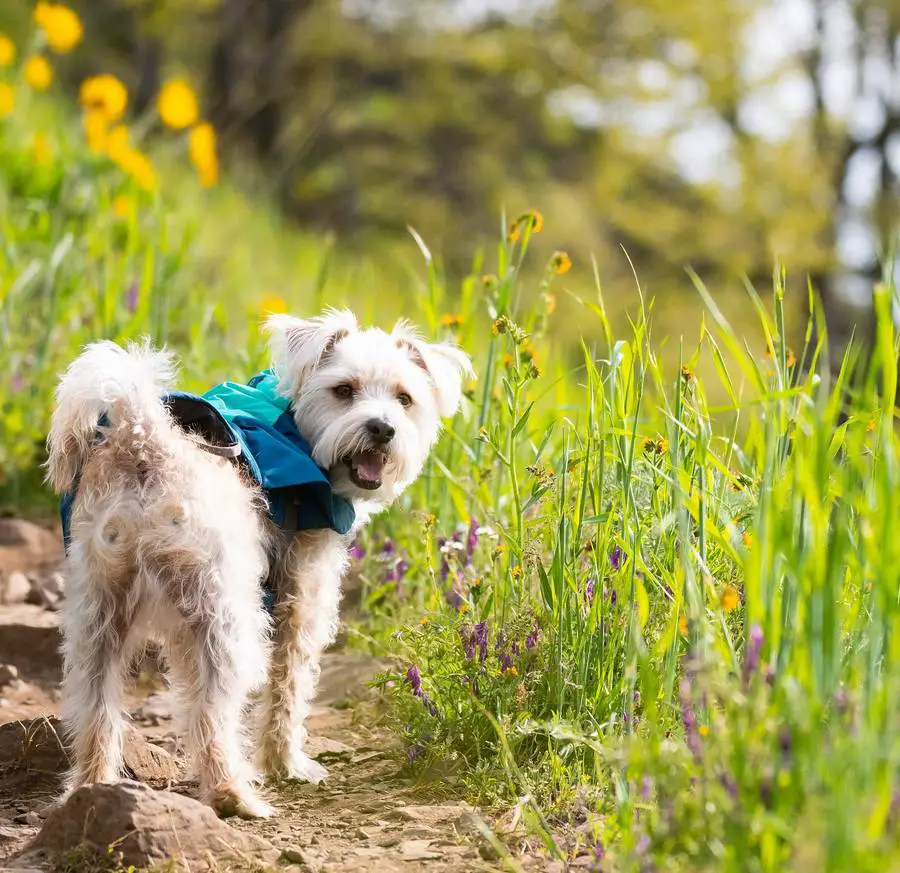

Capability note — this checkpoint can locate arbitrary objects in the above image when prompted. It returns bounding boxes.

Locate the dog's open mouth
[345,451,387,490]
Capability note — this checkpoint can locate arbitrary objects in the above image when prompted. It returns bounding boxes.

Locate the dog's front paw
[210,784,275,820]
[280,750,329,784]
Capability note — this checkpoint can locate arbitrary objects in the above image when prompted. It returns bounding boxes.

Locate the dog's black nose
[366,418,395,444]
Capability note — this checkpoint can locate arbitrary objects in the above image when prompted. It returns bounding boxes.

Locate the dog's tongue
[354,452,385,482]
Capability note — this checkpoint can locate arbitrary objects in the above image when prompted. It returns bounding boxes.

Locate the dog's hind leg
[165,556,273,820]
[59,549,139,795]
[257,530,346,783]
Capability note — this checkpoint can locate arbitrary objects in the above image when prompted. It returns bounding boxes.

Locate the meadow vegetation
[3,7,900,873]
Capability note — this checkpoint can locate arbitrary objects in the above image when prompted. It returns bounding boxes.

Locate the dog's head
[266,308,474,504]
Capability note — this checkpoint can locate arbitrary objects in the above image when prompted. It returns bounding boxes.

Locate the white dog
[45,309,472,818]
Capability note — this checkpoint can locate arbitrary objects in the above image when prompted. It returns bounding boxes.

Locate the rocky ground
[0,518,569,873]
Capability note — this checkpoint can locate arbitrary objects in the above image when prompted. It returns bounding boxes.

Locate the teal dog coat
[59,370,356,609]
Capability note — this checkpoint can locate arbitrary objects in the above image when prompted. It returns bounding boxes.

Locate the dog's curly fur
[45,309,472,818]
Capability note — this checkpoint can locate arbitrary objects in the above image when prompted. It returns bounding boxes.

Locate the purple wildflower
[584,578,596,607]
[640,774,653,800]
[474,621,490,663]
[466,517,479,561]
[406,743,425,764]
[636,834,650,855]
[459,625,476,661]
[381,538,395,555]
[609,546,624,571]
[591,840,605,871]
[719,771,739,800]
[126,281,139,313]
[511,641,521,657]
[742,623,764,687]
[11,373,22,394]
[348,542,365,560]
[525,618,540,650]
[406,664,423,697]
[499,652,513,673]
[445,573,464,611]
[386,557,409,583]
[495,629,506,653]
[422,695,440,718]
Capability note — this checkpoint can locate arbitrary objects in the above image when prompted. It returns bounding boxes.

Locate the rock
[0,520,63,576]
[392,803,475,830]
[134,690,174,725]
[14,781,277,871]
[304,735,354,761]
[0,607,62,683]
[25,573,64,610]
[0,664,19,688]
[1,573,30,606]
[0,717,180,791]
[399,839,442,861]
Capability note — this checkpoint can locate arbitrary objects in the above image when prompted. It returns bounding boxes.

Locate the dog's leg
[59,554,136,795]
[167,561,273,820]
[258,531,346,783]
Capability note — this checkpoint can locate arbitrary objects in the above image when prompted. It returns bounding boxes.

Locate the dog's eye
[333,384,354,400]
[397,392,413,408]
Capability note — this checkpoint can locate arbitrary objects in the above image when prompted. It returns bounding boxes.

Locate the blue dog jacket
[59,368,355,572]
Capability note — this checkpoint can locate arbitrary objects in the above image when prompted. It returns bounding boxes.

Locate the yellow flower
[24,56,53,91]
[681,365,694,382]
[742,532,753,549]
[471,577,481,588]
[551,251,572,274]
[419,616,429,626]
[720,585,740,611]
[119,148,156,192]
[0,34,16,67]
[31,133,52,165]
[511,565,523,579]
[507,220,520,242]
[866,418,877,433]
[508,666,519,677]
[439,313,464,328]
[79,74,128,122]
[259,295,288,316]
[106,124,131,165]
[188,122,219,187]
[37,4,82,53]
[157,79,199,130]
[82,110,108,153]
[545,292,557,316]
[698,725,709,737]
[0,83,14,118]
[528,210,544,233]
[112,195,132,219]
[679,615,688,636]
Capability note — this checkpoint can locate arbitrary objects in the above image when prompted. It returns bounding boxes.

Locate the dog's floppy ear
[393,321,475,417]
[266,308,357,395]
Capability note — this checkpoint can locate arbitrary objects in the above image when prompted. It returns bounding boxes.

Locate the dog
[45,308,472,818]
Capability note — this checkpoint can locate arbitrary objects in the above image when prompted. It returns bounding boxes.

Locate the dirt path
[0,603,519,873]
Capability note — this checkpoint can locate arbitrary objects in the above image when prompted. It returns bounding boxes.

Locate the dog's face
[267,309,473,504]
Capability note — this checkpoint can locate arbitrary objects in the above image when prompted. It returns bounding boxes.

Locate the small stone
[26,571,65,610]
[304,735,354,761]
[1,572,31,606]
[0,664,19,688]
[400,839,441,861]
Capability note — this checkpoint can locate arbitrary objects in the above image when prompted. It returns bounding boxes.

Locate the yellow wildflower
[106,124,131,166]
[419,616,429,626]
[471,577,481,588]
[866,418,877,433]
[720,585,740,611]
[36,3,82,53]
[742,532,753,549]
[31,133,52,165]
[503,354,514,369]
[508,666,519,677]
[188,122,219,187]
[511,565,523,579]
[481,274,497,288]
[528,210,544,233]
[119,148,156,192]
[439,313,464,328]
[259,295,288,316]
[678,615,688,636]
[112,195,132,219]
[157,79,199,130]
[24,56,53,91]
[507,220,520,242]
[551,251,572,274]
[82,110,109,153]
[681,365,694,382]
[79,74,128,122]
[786,348,797,368]
[545,292,557,316]
[0,84,14,118]
[698,725,709,737]
[0,34,16,67]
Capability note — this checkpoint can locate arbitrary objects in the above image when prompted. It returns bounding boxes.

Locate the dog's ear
[266,308,357,394]
[393,321,475,417]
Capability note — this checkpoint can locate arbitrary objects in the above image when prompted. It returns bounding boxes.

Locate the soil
[0,522,561,873]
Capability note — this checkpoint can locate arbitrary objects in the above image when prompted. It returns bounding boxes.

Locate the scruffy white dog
[46,309,472,818]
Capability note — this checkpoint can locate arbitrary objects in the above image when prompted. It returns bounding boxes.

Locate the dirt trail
[0,602,514,872]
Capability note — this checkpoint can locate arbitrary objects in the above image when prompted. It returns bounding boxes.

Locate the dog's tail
[46,339,177,494]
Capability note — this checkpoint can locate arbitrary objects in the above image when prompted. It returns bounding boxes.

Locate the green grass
[5,39,900,873]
